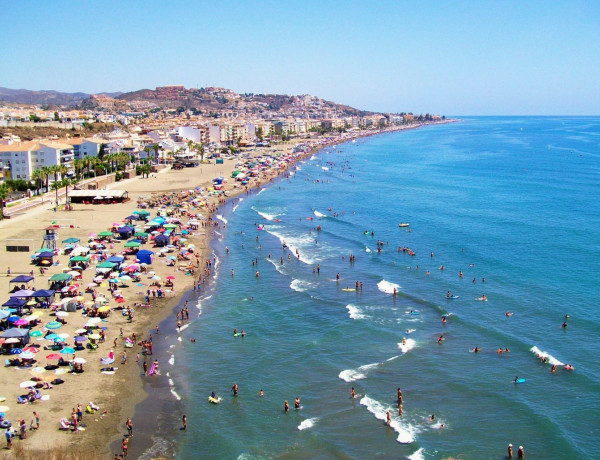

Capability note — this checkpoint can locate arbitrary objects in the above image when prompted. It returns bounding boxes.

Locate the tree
[31,169,44,195]
[53,111,60,122]
[0,183,13,219]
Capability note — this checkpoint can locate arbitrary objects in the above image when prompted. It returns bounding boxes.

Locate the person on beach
[122,437,128,457]
[397,388,403,405]
[126,417,133,437]
[31,411,40,430]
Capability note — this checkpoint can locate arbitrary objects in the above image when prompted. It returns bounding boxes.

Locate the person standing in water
[386,410,392,426]
[284,401,289,412]
[507,443,513,458]
[232,383,239,395]
[295,397,301,409]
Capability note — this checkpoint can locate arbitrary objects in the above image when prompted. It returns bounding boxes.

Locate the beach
[0,125,429,458]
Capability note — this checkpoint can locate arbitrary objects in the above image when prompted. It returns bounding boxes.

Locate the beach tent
[1,327,30,345]
[49,273,72,283]
[9,275,35,285]
[136,249,154,265]
[154,234,170,247]
[98,231,114,238]
[10,289,34,298]
[2,298,27,309]
[107,255,125,264]
[117,226,135,238]
[124,241,141,248]
[97,261,117,269]
[62,237,80,244]
[32,289,55,299]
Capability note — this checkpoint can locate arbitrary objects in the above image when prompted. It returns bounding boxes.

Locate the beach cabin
[136,249,154,265]
[48,273,72,291]
[1,327,30,349]
[117,226,135,240]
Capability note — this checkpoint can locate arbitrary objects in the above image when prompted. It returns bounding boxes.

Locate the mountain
[0,87,121,107]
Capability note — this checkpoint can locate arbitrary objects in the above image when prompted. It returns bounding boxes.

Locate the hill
[0,87,121,107]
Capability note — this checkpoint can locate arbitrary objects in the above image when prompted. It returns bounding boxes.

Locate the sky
[1,1,599,115]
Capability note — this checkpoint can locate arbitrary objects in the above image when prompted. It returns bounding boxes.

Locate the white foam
[321,166,329,171]
[178,323,189,332]
[377,280,401,294]
[360,395,417,444]
[365,247,371,253]
[408,448,425,460]
[266,257,286,275]
[310,155,317,160]
[168,354,175,366]
[297,417,318,431]
[168,377,181,400]
[338,362,379,382]
[530,346,564,366]
[314,210,326,218]
[256,189,266,196]
[251,205,285,221]
[290,279,314,292]
[346,304,367,320]
[265,228,321,265]
[398,338,417,354]
[216,215,228,224]
[177,337,182,342]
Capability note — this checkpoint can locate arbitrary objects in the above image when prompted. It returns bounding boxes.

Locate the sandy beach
[0,124,446,459]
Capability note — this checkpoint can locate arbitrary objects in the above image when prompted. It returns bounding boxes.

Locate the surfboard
[341,288,356,292]
[208,396,221,404]
[446,295,459,299]
[406,311,420,315]
[513,378,526,384]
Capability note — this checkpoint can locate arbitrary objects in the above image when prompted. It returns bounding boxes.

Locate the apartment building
[0,141,74,180]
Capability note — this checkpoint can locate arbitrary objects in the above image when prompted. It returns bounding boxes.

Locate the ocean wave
[256,189,266,196]
[297,417,318,431]
[266,257,287,275]
[216,214,228,224]
[167,377,181,400]
[338,362,379,382]
[178,323,189,332]
[398,338,417,354]
[377,279,401,294]
[321,166,329,171]
[346,304,367,320]
[290,279,314,292]
[264,228,321,265]
[310,155,317,161]
[408,448,425,460]
[168,354,175,366]
[314,210,326,218]
[251,205,285,221]
[530,346,564,366]
[360,395,417,444]
[365,247,371,253]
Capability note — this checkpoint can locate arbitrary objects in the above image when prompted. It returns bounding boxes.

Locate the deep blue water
[146,117,600,459]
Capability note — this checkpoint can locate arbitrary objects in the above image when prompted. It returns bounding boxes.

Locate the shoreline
[0,121,450,459]
[118,121,454,459]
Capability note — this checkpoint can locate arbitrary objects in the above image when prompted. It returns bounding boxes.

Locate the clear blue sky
[2,1,599,115]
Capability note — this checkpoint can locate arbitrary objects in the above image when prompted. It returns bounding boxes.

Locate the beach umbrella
[9,348,22,354]
[30,330,43,338]
[55,311,69,318]
[87,317,102,324]
[14,319,29,326]
[74,336,87,343]
[20,351,35,360]
[166,275,175,280]
[58,333,69,339]
[0,310,10,320]
[75,328,87,335]
[45,321,62,330]
[115,298,126,304]
[119,275,133,282]
[87,334,101,340]
[151,275,161,281]
[60,347,75,355]
[19,380,37,388]
[23,347,39,354]
[45,353,61,360]
[45,333,59,341]
[73,357,86,364]
[53,337,65,343]
[0,406,10,412]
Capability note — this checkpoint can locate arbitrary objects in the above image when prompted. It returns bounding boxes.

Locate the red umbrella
[166,275,175,280]
[24,347,39,354]
[115,297,126,303]
[46,353,61,360]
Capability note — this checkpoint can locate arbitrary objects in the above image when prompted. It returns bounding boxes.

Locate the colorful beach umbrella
[45,321,62,329]
[19,380,37,388]
[14,319,29,326]
[46,354,61,360]
[60,347,75,355]
[19,351,35,360]
[45,333,59,341]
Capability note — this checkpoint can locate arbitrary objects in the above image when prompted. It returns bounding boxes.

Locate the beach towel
[148,362,159,376]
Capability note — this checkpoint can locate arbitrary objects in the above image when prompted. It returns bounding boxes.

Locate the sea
[134,117,600,460]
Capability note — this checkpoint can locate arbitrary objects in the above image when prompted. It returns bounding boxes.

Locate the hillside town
[0,85,445,209]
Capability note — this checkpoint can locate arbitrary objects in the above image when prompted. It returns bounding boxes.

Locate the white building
[0,141,74,180]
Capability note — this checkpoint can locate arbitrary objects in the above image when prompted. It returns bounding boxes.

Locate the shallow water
[142,117,600,459]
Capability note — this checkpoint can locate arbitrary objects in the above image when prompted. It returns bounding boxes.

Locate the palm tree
[40,166,52,193]
[31,169,44,196]
[0,182,13,219]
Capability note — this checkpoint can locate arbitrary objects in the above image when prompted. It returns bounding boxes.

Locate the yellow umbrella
[26,300,37,306]
[97,306,110,313]
[75,296,85,301]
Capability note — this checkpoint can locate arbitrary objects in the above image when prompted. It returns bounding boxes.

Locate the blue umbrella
[0,310,10,320]
[10,348,22,354]
[45,333,59,341]
[60,347,75,355]
[54,337,65,343]
[46,321,62,329]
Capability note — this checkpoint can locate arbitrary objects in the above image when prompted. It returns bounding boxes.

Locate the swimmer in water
[442,315,447,323]
[429,414,435,422]
[551,364,557,373]
[295,397,301,409]
[284,401,289,412]
[473,347,480,353]
[259,389,264,396]
[231,383,238,395]
[386,410,392,426]
[350,387,356,398]
[562,321,568,328]
[437,334,444,344]
[513,376,519,383]
[506,312,514,317]
[446,291,452,298]
[402,337,407,345]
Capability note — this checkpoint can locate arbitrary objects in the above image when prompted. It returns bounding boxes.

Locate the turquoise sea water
[139,117,600,459]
